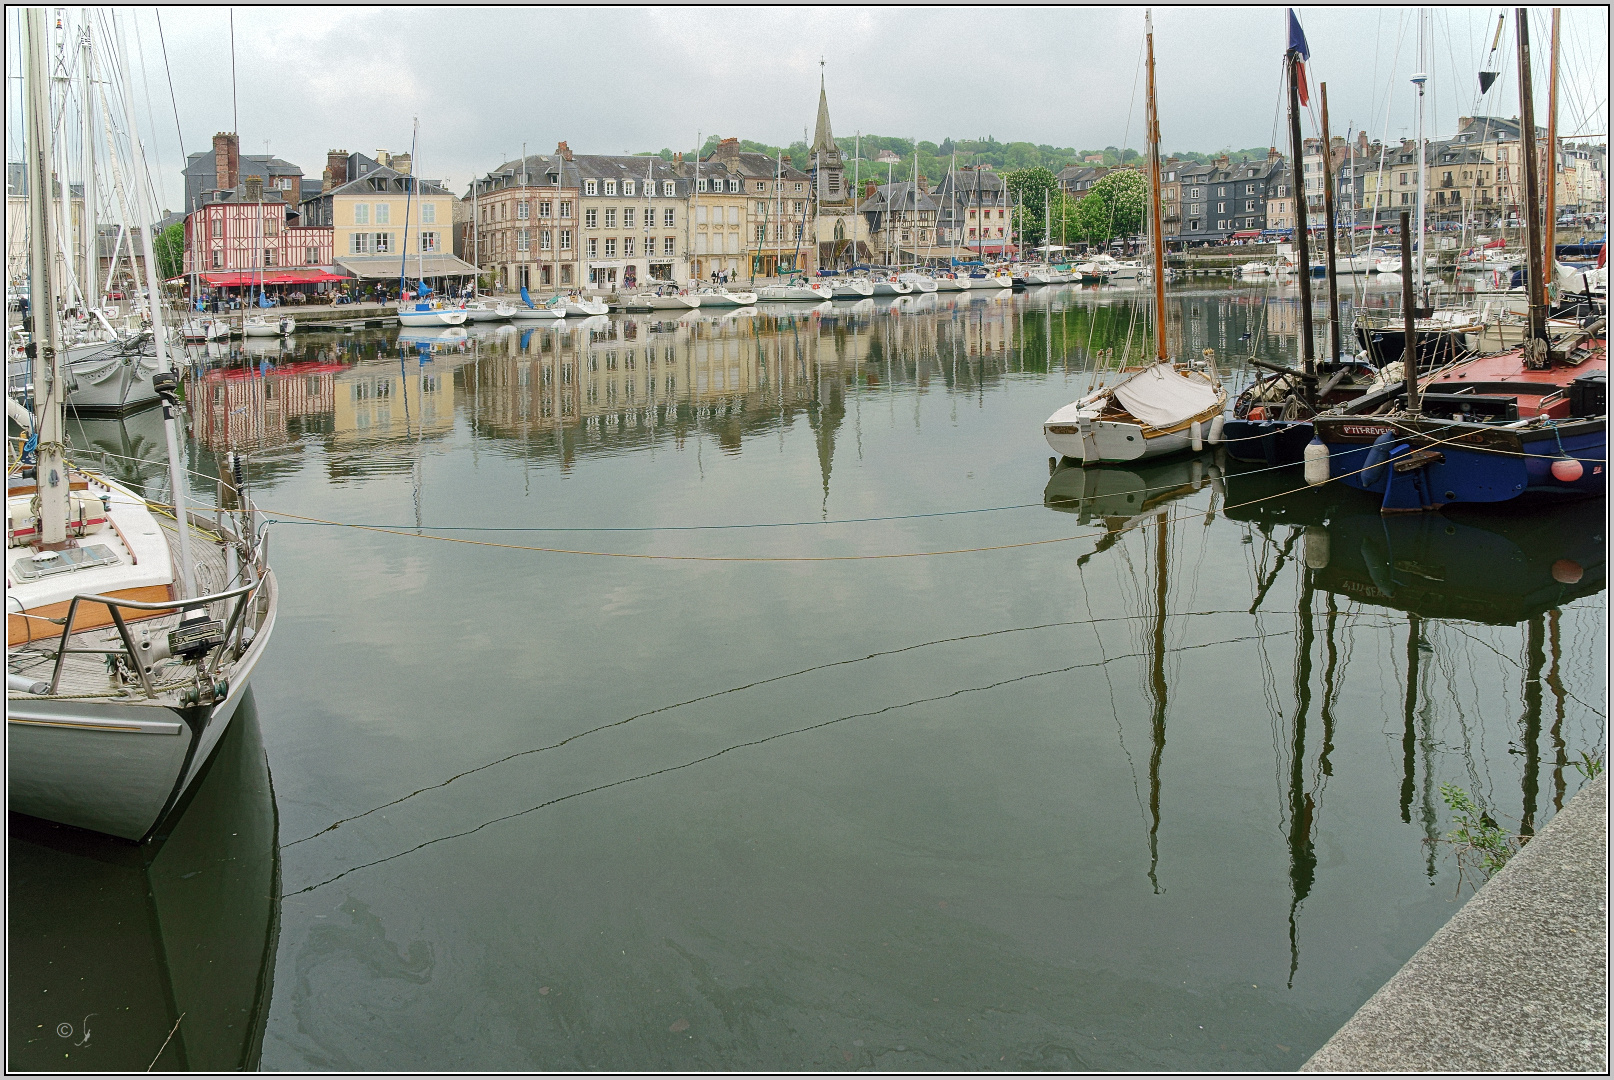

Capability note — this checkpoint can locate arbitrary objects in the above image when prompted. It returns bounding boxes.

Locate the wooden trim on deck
[7,585,177,647]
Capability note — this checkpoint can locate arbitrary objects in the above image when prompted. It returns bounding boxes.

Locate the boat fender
[1208,415,1225,445]
[1303,525,1331,570]
[1302,436,1331,486]
[1550,456,1584,482]
[7,673,50,695]
[1190,420,1203,452]
[1359,432,1399,489]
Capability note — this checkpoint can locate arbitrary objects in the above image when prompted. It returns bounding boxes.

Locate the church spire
[811,60,836,156]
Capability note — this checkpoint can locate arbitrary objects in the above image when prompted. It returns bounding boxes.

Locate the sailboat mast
[23,7,68,546]
[1542,7,1560,309]
[1286,23,1316,376]
[1320,83,1341,363]
[79,11,98,311]
[113,7,192,594]
[1145,10,1168,362]
[1413,11,1427,296]
[1515,7,1548,349]
[399,118,418,298]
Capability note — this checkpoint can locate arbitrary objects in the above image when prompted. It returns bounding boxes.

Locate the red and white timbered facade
[184,199,333,280]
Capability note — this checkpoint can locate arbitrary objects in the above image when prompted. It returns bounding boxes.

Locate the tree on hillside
[1003,166,1059,250]
[154,222,184,281]
[1074,169,1149,245]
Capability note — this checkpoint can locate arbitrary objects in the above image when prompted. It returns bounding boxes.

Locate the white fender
[1303,436,1331,486]
[1190,420,1204,452]
[1208,414,1225,445]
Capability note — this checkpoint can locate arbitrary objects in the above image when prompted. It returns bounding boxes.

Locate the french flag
[1289,9,1311,106]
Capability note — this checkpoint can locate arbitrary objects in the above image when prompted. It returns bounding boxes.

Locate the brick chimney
[864,180,876,201]
[714,138,740,165]
[213,132,240,191]
[391,152,411,176]
[1268,146,1280,161]
[244,175,263,202]
[323,150,349,193]
[555,141,573,162]
[917,174,929,196]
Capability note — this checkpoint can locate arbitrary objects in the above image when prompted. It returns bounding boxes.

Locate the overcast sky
[9,6,1609,213]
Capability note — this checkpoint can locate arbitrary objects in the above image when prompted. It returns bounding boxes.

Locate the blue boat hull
[1312,415,1607,512]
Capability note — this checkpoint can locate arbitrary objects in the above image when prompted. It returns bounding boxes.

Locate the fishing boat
[830,277,875,299]
[460,300,516,323]
[8,9,278,842]
[1310,10,1606,512]
[242,314,295,337]
[1221,11,1381,465]
[1043,13,1226,466]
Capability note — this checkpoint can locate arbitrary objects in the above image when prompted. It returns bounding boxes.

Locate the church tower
[809,64,848,205]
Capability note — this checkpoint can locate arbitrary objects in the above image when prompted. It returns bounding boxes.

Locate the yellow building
[301,164,477,289]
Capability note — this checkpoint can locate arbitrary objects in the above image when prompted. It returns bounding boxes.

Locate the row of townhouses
[163,84,1607,297]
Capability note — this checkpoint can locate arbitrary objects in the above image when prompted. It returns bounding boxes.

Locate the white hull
[694,291,757,307]
[242,317,295,337]
[871,281,912,296]
[757,284,834,302]
[971,275,1013,290]
[933,277,968,291]
[461,302,516,323]
[1043,367,1227,465]
[510,304,567,320]
[830,279,875,298]
[644,294,702,310]
[562,298,611,317]
[8,571,276,841]
[396,308,468,327]
[64,343,163,413]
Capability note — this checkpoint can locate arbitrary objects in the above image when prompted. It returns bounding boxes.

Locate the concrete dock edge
[1303,773,1607,1072]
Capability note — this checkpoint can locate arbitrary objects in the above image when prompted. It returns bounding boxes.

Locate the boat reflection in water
[8,697,280,1071]
[1224,459,1606,963]
[62,401,172,499]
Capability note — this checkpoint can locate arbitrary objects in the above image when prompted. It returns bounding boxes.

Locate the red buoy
[1552,560,1584,585]
[1550,457,1584,482]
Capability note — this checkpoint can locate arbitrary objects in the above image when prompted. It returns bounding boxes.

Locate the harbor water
[11,282,1606,1071]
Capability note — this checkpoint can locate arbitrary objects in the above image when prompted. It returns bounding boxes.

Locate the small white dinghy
[242,315,295,337]
[1044,361,1226,464]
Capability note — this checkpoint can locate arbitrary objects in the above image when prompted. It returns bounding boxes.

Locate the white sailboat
[561,294,612,316]
[756,280,835,301]
[692,288,757,307]
[830,277,875,298]
[8,9,277,842]
[1043,11,1227,466]
[460,300,516,322]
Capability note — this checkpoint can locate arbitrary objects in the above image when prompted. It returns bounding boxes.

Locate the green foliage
[1073,169,1149,245]
[1570,752,1603,780]
[154,222,185,282]
[1439,783,1526,886]
[1003,166,1059,249]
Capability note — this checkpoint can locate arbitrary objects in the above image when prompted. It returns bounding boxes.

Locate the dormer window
[584,179,597,196]
[728,178,739,193]
[623,180,635,196]
[604,179,617,196]
[697,179,709,193]
[662,181,675,197]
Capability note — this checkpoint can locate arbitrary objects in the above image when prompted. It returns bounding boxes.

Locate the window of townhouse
[584,180,597,196]
[663,208,675,227]
[604,208,617,228]
[540,200,552,218]
[585,209,598,228]
[588,238,598,257]
[604,238,617,257]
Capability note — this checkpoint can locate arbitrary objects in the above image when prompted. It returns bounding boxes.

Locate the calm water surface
[13,282,1606,1071]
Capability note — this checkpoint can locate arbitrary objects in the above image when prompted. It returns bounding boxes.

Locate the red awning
[201,268,344,287]
[1230,230,1263,239]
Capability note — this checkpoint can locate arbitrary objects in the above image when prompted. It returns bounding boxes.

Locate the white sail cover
[1112,363,1220,429]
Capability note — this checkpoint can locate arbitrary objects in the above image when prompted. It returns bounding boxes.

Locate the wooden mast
[1320,83,1342,364]
[1515,7,1548,353]
[1287,32,1316,378]
[1542,7,1560,309]
[1145,10,1168,362]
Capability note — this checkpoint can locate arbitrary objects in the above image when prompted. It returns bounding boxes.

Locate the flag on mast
[1288,8,1311,106]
